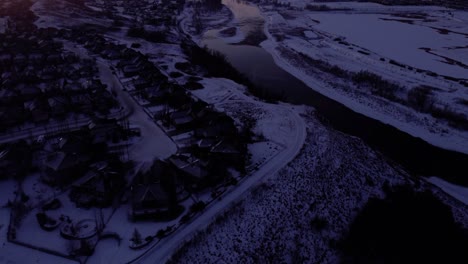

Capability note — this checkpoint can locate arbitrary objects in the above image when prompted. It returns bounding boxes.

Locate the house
[209,140,245,170]
[193,138,218,151]
[45,53,62,64]
[195,115,238,139]
[41,151,90,186]
[146,88,169,104]
[169,110,194,129]
[122,65,140,77]
[24,98,50,123]
[0,53,12,67]
[70,94,93,113]
[87,119,123,144]
[168,155,210,190]
[41,135,95,185]
[17,84,42,101]
[48,96,69,117]
[0,86,17,103]
[131,183,172,219]
[69,167,125,208]
[13,53,27,65]
[167,88,191,108]
[131,160,179,220]
[100,47,121,60]
[29,52,45,64]
[132,77,151,90]
[40,65,59,81]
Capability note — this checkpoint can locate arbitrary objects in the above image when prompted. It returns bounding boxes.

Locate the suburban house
[131,160,179,220]
[168,154,212,190]
[41,151,91,186]
[69,165,125,208]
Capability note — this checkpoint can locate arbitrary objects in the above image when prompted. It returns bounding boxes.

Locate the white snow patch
[428,177,468,205]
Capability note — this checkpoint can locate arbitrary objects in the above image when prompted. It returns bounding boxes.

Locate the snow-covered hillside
[168,107,468,263]
[168,110,407,263]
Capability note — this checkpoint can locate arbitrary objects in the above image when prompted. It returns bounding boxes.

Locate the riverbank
[258,1,468,155]
[195,0,468,185]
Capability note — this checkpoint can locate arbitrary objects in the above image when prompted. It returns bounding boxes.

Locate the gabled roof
[211,140,240,154]
[133,184,169,204]
[168,155,208,180]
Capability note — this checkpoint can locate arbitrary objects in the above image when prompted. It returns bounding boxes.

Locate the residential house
[41,151,90,186]
[131,160,179,220]
[168,154,211,190]
[69,166,125,208]
[87,119,123,144]
[42,135,94,185]
[24,98,50,123]
[169,110,194,129]
[48,96,69,118]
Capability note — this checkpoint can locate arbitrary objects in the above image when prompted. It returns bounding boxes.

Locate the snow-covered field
[258,1,468,154]
[310,12,467,78]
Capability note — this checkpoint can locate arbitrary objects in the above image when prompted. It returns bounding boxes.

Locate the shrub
[430,104,468,130]
[127,27,166,43]
[407,85,434,112]
[352,71,404,101]
[305,4,331,11]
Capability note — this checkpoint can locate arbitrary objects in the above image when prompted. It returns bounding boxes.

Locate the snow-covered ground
[428,177,468,206]
[0,179,16,207]
[257,1,468,154]
[0,212,74,264]
[310,13,467,78]
[0,176,75,264]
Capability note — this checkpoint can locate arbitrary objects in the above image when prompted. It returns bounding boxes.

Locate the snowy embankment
[259,2,468,154]
[428,177,468,206]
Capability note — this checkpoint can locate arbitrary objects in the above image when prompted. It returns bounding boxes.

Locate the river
[200,0,468,185]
